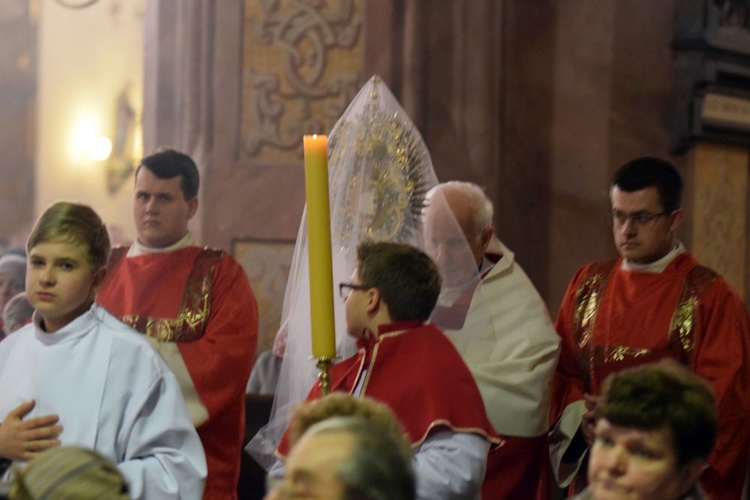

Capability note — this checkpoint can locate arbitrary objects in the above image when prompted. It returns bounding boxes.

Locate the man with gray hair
[424,181,560,498]
[266,416,415,500]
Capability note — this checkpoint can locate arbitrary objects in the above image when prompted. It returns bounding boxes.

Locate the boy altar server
[274,242,501,500]
[0,201,206,499]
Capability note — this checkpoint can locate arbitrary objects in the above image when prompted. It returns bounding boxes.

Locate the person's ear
[365,287,381,315]
[668,209,684,233]
[480,226,494,252]
[91,266,108,292]
[187,197,199,220]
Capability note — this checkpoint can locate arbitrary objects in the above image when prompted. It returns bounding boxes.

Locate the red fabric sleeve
[550,265,588,425]
[177,254,258,418]
[690,277,750,498]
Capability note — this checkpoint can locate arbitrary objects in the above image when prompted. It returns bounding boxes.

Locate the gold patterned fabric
[570,259,717,392]
[109,247,223,343]
[667,265,717,361]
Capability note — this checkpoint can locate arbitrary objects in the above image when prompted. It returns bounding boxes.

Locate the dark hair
[306,416,416,500]
[136,148,200,200]
[596,360,717,466]
[26,202,111,270]
[612,157,683,213]
[356,241,441,322]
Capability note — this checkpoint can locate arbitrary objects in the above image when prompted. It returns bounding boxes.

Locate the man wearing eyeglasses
[550,156,750,499]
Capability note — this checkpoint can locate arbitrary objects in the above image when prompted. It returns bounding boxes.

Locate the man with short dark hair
[551,157,750,498]
[274,241,500,500]
[97,148,258,500]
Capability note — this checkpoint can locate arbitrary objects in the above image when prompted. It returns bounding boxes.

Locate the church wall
[36,0,143,245]
[143,0,691,346]
[547,0,682,311]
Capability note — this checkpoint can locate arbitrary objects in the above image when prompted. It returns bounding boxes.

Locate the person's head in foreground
[267,416,415,500]
[9,446,129,499]
[287,393,411,456]
[133,148,199,249]
[341,241,441,341]
[423,181,494,287]
[25,202,110,333]
[0,254,26,319]
[610,157,684,264]
[587,360,716,500]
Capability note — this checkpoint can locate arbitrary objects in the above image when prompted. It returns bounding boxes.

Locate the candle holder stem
[316,356,334,395]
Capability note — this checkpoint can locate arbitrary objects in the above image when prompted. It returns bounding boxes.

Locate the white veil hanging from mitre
[246,75,440,469]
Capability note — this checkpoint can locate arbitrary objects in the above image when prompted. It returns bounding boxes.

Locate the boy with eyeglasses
[272,241,501,500]
[550,157,750,499]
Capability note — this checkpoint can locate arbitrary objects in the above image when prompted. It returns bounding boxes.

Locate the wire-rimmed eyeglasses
[608,209,669,227]
[338,282,371,300]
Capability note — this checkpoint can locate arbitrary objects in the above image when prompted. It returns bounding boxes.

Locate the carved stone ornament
[240,0,365,165]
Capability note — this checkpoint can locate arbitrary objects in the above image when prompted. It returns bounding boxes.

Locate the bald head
[425,182,494,272]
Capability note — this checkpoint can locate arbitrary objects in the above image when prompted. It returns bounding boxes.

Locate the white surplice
[0,304,207,499]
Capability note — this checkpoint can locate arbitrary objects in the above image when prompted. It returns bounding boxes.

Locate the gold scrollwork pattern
[667,265,717,359]
[606,346,650,363]
[242,0,365,164]
[572,260,617,351]
[329,114,431,250]
[118,248,223,343]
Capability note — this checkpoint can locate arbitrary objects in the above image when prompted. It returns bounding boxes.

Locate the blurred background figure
[246,349,282,396]
[0,255,26,338]
[1,293,33,337]
[569,360,716,500]
[8,446,130,500]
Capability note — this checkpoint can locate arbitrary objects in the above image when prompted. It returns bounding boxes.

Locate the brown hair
[26,202,110,270]
[596,359,717,466]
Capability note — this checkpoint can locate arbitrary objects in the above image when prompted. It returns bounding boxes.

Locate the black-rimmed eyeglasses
[338,282,370,300]
[608,209,669,227]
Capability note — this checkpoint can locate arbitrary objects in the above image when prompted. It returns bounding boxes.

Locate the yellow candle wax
[303,134,336,358]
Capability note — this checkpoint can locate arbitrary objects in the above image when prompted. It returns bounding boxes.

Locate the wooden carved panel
[241,0,365,165]
[691,141,748,298]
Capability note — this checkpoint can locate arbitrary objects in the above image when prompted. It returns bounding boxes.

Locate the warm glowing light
[89,136,112,161]
[69,110,100,163]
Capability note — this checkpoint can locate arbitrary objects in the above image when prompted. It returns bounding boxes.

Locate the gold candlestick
[316,356,334,395]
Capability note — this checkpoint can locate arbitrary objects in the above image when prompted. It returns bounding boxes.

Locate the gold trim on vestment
[117,248,223,343]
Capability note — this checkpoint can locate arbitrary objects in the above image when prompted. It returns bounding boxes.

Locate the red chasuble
[278,322,501,457]
[552,253,750,499]
[98,246,259,500]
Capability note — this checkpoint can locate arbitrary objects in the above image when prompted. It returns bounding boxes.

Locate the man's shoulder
[566,258,620,288]
[579,258,620,274]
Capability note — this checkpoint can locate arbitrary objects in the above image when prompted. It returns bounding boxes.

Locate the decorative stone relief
[241,0,365,165]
